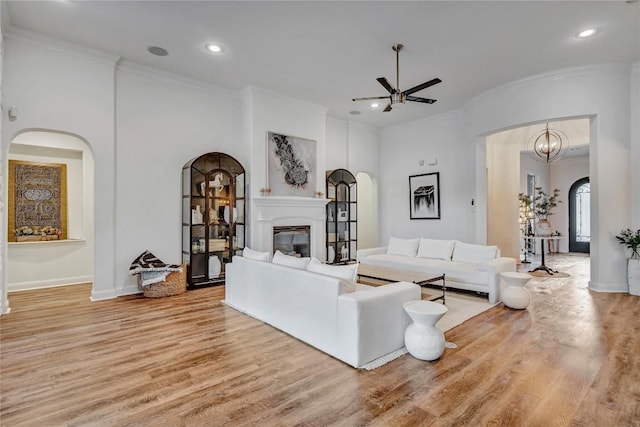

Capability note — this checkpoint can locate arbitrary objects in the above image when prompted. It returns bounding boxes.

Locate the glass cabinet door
[326,169,357,265]
[182,153,246,289]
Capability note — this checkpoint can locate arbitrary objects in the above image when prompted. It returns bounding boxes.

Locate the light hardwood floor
[1,254,639,426]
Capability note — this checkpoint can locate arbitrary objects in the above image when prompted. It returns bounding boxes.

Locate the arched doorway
[569,177,590,253]
[5,130,95,296]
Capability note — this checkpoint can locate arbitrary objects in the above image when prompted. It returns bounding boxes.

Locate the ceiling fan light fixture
[205,44,224,53]
[351,43,440,112]
[576,28,596,38]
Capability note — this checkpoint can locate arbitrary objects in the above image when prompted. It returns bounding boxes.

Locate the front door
[569,177,590,253]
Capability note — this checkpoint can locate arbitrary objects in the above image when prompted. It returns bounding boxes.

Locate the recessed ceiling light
[576,28,596,38]
[370,103,380,108]
[349,110,361,115]
[147,46,168,56]
[205,44,223,53]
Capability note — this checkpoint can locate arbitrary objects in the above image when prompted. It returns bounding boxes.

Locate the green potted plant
[615,228,640,296]
[533,187,561,236]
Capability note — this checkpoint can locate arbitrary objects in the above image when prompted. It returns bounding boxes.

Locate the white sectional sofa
[357,237,516,304]
[225,254,421,368]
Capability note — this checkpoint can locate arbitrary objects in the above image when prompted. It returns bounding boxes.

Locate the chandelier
[528,123,568,163]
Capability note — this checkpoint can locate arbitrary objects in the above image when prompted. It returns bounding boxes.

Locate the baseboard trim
[588,280,628,293]
[8,276,93,292]
[117,285,142,297]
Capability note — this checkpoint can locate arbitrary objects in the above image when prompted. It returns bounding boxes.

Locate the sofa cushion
[272,250,310,269]
[417,239,456,260]
[242,247,270,262]
[452,242,498,263]
[307,258,358,292]
[359,254,489,286]
[387,237,420,256]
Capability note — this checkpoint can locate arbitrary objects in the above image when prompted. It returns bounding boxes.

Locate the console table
[522,235,564,275]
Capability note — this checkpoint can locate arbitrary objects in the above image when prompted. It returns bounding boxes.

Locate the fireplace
[273,225,310,257]
[252,196,329,259]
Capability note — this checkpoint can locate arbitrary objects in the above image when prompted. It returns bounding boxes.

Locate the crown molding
[242,85,329,115]
[116,60,240,100]
[466,63,633,111]
[3,26,120,66]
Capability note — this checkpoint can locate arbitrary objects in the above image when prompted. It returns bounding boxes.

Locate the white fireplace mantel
[252,196,329,259]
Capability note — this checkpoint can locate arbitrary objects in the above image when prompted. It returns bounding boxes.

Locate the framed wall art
[8,160,68,242]
[267,131,316,197]
[409,172,441,220]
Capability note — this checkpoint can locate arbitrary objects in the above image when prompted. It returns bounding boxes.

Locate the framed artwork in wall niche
[8,160,68,242]
[409,172,441,220]
[267,131,316,197]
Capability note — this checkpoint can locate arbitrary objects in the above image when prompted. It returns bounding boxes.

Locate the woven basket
[142,265,187,298]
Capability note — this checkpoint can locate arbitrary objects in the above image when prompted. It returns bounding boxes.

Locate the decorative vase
[629,258,640,296]
[328,246,335,263]
[192,205,203,224]
[536,219,552,236]
[209,255,222,279]
[223,206,237,224]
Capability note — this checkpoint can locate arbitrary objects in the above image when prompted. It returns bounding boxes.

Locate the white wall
[243,86,328,248]
[326,117,380,248]
[631,63,640,230]
[0,11,8,313]
[379,110,475,245]
[325,116,348,171]
[1,32,244,305]
[467,64,634,293]
[7,131,94,290]
[1,32,118,305]
[114,64,243,295]
[486,130,523,260]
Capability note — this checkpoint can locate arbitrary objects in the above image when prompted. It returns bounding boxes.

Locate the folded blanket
[129,251,182,288]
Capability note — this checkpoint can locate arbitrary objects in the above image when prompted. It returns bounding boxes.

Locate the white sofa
[225,255,421,368]
[357,237,516,304]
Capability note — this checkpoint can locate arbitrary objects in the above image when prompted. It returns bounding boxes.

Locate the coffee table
[357,263,446,304]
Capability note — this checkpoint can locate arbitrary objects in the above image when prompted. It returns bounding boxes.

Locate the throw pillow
[387,237,420,257]
[242,247,270,262]
[417,239,456,260]
[272,250,310,270]
[306,258,358,292]
[451,242,498,263]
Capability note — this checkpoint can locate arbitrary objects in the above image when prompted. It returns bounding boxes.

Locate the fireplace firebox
[273,225,311,257]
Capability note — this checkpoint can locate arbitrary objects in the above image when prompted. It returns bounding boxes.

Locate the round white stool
[501,272,532,309]
[403,300,448,361]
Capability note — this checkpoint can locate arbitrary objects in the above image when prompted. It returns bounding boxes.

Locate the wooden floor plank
[2,254,639,426]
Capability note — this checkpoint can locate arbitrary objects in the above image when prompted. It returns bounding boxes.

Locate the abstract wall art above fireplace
[8,160,68,242]
[267,131,316,198]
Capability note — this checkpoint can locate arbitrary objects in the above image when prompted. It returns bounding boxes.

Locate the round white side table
[501,272,532,309]
[403,300,448,361]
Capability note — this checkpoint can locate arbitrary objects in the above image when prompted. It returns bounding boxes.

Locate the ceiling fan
[352,44,442,112]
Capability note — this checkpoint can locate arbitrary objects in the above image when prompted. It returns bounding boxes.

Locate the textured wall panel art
[267,132,316,197]
[8,160,67,242]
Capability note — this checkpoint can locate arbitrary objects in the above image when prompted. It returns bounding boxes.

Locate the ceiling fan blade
[403,78,442,96]
[352,96,391,102]
[383,103,392,112]
[405,95,437,104]
[377,77,398,94]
